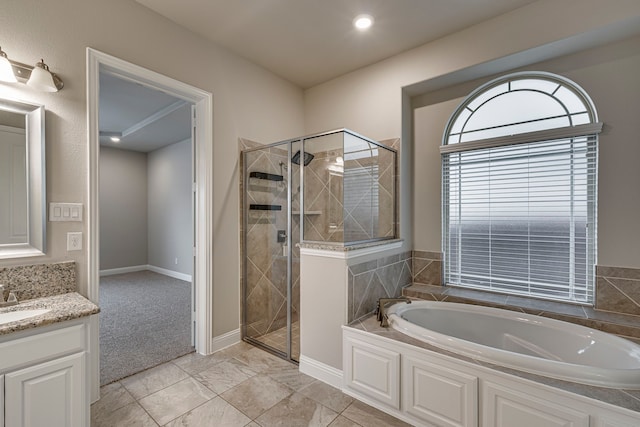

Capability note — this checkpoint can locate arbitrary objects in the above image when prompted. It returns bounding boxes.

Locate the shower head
[291,150,314,166]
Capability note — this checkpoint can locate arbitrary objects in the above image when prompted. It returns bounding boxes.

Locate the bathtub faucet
[376,298,411,327]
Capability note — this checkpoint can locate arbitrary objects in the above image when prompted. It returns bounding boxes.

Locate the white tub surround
[343,318,640,427]
[388,300,640,389]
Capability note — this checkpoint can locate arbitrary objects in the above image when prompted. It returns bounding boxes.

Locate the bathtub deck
[348,313,640,414]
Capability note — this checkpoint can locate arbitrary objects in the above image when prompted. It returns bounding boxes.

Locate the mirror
[0,98,45,258]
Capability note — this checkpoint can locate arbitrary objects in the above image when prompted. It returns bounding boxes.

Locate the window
[442,72,601,304]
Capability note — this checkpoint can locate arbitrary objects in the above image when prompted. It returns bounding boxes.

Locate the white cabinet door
[5,352,85,427]
[403,355,478,427]
[482,381,589,427]
[344,336,401,409]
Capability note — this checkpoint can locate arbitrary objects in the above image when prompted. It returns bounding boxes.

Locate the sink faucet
[376,297,411,327]
[0,285,18,307]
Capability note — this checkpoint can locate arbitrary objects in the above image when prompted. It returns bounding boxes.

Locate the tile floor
[91,341,411,426]
[255,321,300,361]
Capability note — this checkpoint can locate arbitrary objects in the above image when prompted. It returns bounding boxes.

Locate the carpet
[99,270,194,385]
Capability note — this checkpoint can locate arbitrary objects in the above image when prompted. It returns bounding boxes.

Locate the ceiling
[99,72,192,152]
[135,0,537,88]
[101,1,538,151]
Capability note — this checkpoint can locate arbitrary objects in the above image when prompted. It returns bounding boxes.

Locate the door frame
[86,48,213,400]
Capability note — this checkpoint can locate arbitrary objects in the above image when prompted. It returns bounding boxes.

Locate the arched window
[441,72,601,304]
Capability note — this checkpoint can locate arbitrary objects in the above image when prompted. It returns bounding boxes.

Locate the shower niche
[241,129,397,362]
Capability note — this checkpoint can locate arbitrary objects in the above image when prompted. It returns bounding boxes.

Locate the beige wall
[0,0,305,338]
[303,0,640,276]
[412,35,640,268]
[304,1,640,137]
[303,0,640,257]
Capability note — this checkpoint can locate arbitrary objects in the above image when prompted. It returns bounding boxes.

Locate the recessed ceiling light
[353,14,374,30]
[110,136,121,142]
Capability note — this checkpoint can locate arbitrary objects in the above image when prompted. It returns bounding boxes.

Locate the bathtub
[387,300,640,389]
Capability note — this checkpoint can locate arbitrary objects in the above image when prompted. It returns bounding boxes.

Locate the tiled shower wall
[303,138,398,244]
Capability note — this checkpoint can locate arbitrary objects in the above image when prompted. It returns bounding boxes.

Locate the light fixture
[0,47,17,83]
[353,14,374,30]
[0,47,64,92]
[100,131,123,142]
[27,59,63,92]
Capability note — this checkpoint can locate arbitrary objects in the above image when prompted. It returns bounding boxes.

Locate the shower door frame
[242,139,299,362]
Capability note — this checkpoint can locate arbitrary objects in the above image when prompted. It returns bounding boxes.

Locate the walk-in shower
[241,129,397,362]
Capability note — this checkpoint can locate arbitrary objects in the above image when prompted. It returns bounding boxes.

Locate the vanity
[0,292,99,427]
[0,80,99,426]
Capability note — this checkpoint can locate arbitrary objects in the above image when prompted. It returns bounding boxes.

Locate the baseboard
[211,328,241,353]
[99,265,148,276]
[299,355,343,388]
[147,265,192,282]
[99,265,192,282]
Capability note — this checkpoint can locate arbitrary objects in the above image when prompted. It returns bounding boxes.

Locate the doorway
[97,70,194,385]
[87,49,213,400]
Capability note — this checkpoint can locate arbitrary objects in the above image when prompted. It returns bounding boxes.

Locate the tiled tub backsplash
[0,261,76,301]
[347,251,412,322]
[596,265,640,316]
[412,250,442,286]
[348,248,640,341]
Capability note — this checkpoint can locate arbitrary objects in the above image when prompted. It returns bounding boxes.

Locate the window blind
[442,135,597,303]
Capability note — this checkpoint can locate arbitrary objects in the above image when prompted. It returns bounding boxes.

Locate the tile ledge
[299,239,403,259]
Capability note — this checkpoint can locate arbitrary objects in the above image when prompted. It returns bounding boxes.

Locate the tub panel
[344,337,400,409]
[403,355,477,427]
[482,380,589,427]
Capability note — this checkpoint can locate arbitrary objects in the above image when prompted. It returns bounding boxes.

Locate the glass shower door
[243,141,299,361]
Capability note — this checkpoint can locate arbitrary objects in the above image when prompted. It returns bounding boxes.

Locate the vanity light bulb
[0,54,17,83]
[27,60,58,92]
[110,136,120,142]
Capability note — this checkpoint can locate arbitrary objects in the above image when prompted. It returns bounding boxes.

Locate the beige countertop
[0,292,99,336]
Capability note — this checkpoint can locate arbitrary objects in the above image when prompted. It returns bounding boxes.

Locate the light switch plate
[50,203,83,222]
[67,232,82,251]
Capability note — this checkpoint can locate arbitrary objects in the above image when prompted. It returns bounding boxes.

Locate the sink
[0,309,50,325]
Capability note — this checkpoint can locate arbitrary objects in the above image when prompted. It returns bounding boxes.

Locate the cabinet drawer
[0,323,85,372]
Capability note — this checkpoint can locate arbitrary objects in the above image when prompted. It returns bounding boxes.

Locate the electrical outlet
[174,257,178,265]
[67,232,82,251]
